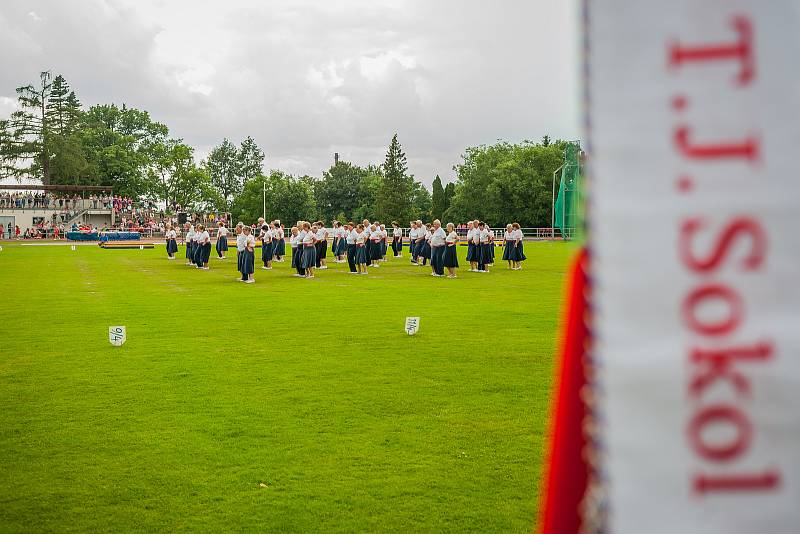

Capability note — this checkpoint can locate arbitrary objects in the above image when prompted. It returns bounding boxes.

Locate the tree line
[0,71,572,227]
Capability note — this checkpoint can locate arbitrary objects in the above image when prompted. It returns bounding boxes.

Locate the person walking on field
[391,221,403,257]
[443,223,460,278]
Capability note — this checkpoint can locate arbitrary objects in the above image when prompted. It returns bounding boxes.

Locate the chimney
[334,152,339,165]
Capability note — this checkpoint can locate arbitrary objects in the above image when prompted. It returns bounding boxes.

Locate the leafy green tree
[314,160,367,222]
[352,166,383,221]
[541,135,551,147]
[148,140,210,209]
[238,136,264,184]
[204,138,239,209]
[376,133,413,223]
[232,171,315,225]
[447,140,565,227]
[79,104,168,197]
[430,175,445,220]
[410,181,432,222]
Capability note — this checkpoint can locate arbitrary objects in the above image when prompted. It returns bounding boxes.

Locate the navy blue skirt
[370,241,382,260]
[502,241,514,261]
[355,245,367,264]
[241,249,255,275]
[514,241,527,262]
[480,243,493,264]
[201,242,212,263]
[275,238,286,256]
[262,241,274,263]
[185,241,195,259]
[237,250,243,271]
[291,246,299,268]
[420,242,431,259]
[301,246,317,269]
[216,235,228,253]
[443,245,459,268]
[166,238,178,254]
[466,242,476,261]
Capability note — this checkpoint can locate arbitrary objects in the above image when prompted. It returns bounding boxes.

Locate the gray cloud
[0,0,580,186]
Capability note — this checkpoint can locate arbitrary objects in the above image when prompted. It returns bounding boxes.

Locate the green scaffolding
[554,141,582,239]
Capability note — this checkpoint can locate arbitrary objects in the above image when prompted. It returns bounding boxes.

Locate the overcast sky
[0,0,580,187]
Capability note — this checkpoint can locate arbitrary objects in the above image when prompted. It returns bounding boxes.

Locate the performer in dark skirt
[165,225,178,259]
[234,222,244,273]
[502,224,515,268]
[420,224,432,266]
[314,222,328,269]
[430,219,447,276]
[391,222,403,257]
[355,224,368,274]
[184,223,195,265]
[216,221,229,259]
[196,224,212,269]
[443,222,460,278]
[369,224,383,267]
[477,221,491,273]
[345,222,358,273]
[379,224,388,261]
[301,222,317,278]
[294,224,307,277]
[362,219,373,266]
[273,221,286,262]
[260,221,273,270]
[241,226,255,283]
[193,224,205,268]
[467,220,480,272]
[512,222,526,269]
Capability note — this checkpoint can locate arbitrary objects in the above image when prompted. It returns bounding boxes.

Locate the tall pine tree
[6,71,54,183]
[376,133,413,223]
[431,175,445,220]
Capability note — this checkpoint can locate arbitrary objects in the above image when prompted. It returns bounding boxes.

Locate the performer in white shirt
[369,223,383,267]
[241,226,256,283]
[165,225,178,260]
[345,222,358,273]
[430,219,447,276]
[216,221,229,259]
[512,222,526,270]
[502,224,515,269]
[234,222,244,273]
[419,223,432,267]
[477,221,491,273]
[465,221,477,272]
[196,224,212,269]
[295,223,307,277]
[443,223,460,278]
[314,222,328,269]
[354,224,368,274]
[259,220,273,270]
[301,222,318,278]
[184,223,196,266]
[273,221,286,262]
[408,222,419,264]
[192,224,205,268]
[379,223,388,261]
[391,222,403,258]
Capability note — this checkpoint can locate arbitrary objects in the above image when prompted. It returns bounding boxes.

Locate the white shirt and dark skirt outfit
[430,227,447,275]
[216,226,228,258]
[443,231,459,269]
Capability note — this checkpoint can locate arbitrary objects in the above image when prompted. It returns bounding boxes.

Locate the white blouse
[446,231,458,244]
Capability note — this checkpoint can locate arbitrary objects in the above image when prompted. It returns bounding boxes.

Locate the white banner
[405,317,420,336]
[587,2,799,533]
[109,326,126,346]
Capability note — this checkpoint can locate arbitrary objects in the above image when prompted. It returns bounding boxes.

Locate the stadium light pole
[551,164,563,241]
[262,181,266,220]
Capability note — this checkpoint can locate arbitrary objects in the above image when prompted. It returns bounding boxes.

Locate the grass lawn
[0,240,575,532]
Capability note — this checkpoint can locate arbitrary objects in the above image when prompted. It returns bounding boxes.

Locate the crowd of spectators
[0,192,141,214]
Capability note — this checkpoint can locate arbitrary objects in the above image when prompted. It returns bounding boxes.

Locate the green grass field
[0,241,574,532]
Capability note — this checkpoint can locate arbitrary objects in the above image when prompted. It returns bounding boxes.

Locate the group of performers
[164,218,527,283]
